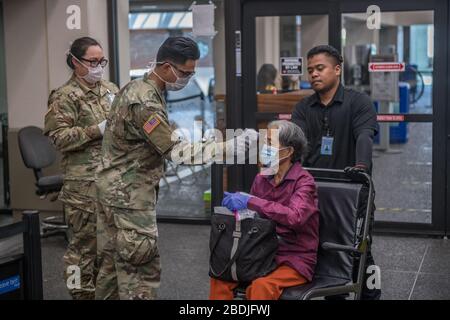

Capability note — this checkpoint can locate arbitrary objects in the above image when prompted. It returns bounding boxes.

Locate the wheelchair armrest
[322,242,361,254]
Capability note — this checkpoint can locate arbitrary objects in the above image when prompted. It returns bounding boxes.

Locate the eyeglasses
[80,57,108,68]
[167,62,195,78]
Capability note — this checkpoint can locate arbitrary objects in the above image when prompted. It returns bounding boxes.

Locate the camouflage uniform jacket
[44,74,119,204]
[96,74,222,210]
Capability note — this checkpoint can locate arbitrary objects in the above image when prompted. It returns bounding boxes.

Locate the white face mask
[148,61,193,91]
[70,53,104,84]
[259,144,289,168]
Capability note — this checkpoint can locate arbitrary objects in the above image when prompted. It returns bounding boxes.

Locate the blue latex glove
[222,192,250,211]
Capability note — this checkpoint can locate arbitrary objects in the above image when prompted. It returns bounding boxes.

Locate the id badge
[321,136,334,156]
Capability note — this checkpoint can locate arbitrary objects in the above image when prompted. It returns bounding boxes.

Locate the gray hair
[267,120,308,163]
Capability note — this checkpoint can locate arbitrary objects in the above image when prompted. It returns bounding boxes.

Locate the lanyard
[322,108,331,137]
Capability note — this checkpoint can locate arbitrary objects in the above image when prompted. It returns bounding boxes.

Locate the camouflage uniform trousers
[63,203,97,300]
[95,201,161,300]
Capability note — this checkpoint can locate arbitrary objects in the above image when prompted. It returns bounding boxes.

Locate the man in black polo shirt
[292,45,380,300]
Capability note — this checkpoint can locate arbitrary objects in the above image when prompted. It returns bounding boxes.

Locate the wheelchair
[232,168,375,300]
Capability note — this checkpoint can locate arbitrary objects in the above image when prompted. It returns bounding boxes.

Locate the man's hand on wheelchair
[344,164,368,177]
[222,192,250,211]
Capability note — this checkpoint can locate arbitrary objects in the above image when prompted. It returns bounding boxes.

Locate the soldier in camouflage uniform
[44,37,119,300]
[95,37,252,300]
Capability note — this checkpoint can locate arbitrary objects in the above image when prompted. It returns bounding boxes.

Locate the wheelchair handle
[304,167,373,187]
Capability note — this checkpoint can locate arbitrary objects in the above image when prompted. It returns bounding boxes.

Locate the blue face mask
[259,144,288,168]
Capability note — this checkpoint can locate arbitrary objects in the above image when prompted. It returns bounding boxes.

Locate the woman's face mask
[70,53,104,84]
[259,144,289,168]
[149,61,193,91]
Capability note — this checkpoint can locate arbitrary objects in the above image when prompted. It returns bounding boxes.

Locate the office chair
[18,126,66,238]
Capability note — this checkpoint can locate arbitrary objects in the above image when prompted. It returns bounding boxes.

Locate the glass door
[240,0,333,192]
[235,0,448,235]
[340,0,447,235]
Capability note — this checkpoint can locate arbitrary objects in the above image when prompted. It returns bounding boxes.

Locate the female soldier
[44,37,119,300]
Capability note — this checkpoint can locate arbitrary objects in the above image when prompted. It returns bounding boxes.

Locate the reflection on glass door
[342,10,434,224]
[255,15,328,126]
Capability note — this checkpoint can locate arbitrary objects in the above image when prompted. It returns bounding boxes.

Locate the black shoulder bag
[209,207,278,283]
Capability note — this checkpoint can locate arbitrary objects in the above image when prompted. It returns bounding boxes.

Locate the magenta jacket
[247,162,320,281]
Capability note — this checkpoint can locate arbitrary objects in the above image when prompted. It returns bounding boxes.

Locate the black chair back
[18,126,56,171]
[314,180,363,281]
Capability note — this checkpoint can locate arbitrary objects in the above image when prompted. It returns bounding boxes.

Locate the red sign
[377,115,405,122]
[369,62,405,72]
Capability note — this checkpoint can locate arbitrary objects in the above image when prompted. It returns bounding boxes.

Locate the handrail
[167,93,205,104]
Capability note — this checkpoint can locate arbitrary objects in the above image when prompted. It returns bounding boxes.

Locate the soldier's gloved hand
[222,192,250,211]
[98,120,107,135]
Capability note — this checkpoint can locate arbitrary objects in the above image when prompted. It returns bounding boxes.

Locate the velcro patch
[68,92,78,102]
[143,115,161,134]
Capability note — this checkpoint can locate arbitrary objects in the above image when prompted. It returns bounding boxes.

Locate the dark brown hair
[66,37,102,69]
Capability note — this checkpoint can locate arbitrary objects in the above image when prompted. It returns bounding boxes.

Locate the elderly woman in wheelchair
[210,120,319,300]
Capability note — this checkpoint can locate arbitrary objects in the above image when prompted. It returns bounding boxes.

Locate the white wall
[85,0,111,81]
[4,0,115,129]
[4,0,51,129]
[3,0,118,212]
[46,0,87,94]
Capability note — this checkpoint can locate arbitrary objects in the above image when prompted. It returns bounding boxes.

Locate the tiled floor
[1,214,449,300]
[371,235,450,300]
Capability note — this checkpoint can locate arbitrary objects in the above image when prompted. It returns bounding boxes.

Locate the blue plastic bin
[374,82,409,144]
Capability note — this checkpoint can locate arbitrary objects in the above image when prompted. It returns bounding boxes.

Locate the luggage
[209,207,278,283]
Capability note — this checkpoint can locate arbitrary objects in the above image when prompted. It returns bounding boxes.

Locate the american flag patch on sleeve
[143,115,161,134]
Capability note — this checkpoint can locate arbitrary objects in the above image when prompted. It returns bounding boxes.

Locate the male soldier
[44,37,118,299]
[95,37,253,299]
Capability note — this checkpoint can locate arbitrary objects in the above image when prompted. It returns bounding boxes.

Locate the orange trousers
[209,265,308,300]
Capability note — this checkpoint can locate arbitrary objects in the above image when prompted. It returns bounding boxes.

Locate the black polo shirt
[291,84,378,170]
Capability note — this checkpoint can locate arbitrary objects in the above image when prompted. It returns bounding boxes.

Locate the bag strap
[209,219,252,280]
[230,217,242,281]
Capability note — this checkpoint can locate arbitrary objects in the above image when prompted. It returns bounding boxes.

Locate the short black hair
[307,45,343,66]
[66,37,102,69]
[156,36,200,65]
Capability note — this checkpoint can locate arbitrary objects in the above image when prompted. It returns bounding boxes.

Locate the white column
[213,0,226,95]
[116,0,131,87]
[256,16,280,74]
